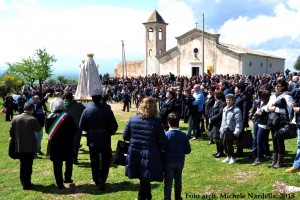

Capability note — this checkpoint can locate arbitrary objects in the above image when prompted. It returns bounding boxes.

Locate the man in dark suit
[79,90,118,190]
[9,102,41,190]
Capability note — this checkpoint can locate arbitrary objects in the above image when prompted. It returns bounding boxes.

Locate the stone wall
[114,60,144,77]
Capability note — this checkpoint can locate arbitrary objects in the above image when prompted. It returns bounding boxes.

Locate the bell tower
[143,10,168,76]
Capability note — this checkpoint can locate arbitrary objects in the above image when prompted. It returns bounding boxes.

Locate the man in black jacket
[234,83,251,157]
[79,90,118,190]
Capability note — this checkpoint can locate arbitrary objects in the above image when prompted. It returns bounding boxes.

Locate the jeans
[164,163,184,200]
[187,115,194,137]
[293,129,300,168]
[252,122,258,155]
[89,147,112,184]
[35,130,43,153]
[256,127,270,159]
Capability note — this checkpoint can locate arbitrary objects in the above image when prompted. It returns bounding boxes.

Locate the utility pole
[121,40,127,77]
[202,13,205,77]
[121,40,124,77]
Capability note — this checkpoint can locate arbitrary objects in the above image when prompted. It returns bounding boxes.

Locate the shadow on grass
[32,181,160,195]
[75,161,91,168]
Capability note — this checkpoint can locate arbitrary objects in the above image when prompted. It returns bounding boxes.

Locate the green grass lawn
[0,101,300,199]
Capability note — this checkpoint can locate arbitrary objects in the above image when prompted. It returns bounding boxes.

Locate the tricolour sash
[48,112,69,141]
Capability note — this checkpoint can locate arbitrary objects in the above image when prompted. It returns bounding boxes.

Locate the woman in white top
[267,79,294,168]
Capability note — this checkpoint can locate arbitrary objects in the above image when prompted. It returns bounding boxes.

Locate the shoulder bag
[274,123,297,140]
[9,136,20,159]
[114,140,129,166]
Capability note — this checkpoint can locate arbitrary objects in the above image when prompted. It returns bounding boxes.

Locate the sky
[0,0,300,78]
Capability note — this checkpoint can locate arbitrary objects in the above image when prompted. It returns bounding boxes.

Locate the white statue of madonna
[74,53,103,101]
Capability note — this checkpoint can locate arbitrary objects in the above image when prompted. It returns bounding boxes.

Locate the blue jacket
[164,129,191,164]
[192,91,204,112]
[123,114,167,182]
[79,102,118,148]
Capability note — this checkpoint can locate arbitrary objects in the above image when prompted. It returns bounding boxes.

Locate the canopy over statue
[74,53,103,100]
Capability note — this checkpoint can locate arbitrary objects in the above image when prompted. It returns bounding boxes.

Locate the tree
[57,76,67,85]
[6,48,57,90]
[294,55,300,71]
[45,79,57,88]
[0,73,24,100]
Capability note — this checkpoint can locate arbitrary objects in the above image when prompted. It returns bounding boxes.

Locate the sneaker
[286,167,300,173]
[207,141,215,145]
[253,158,262,166]
[214,153,225,158]
[222,156,230,163]
[38,151,45,156]
[190,137,198,141]
[228,157,236,164]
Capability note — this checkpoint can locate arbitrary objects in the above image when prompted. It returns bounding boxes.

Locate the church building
[114,10,285,77]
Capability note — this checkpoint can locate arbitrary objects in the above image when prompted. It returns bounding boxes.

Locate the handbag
[114,140,129,166]
[9,137,20,159]
[236,129,253,149]
[2,107,7,113]
[274,123,297,140]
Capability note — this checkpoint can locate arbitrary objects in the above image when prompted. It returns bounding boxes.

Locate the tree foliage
[6,48,57,90]
[294,55,300,71]
[57,76,67,85]
[0,73,24,100]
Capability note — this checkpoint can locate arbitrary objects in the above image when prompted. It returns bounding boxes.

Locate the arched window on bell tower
[149,49,152,57]
[159,28,162,40]
[148,28,153,41]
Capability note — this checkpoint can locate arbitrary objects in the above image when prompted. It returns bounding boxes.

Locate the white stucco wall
[242,54,285,75]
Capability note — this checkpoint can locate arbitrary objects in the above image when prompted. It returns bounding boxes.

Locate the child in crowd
[164,113,191,200]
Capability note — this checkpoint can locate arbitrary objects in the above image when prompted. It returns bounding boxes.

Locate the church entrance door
[192,67,199,76]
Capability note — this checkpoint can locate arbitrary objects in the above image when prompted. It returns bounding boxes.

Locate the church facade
[114,10,285,77]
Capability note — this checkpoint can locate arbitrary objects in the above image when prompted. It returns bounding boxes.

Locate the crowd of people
[6,68,300,199]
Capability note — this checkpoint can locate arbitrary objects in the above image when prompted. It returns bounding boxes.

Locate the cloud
[157,0,195,48]
[0,0,6,10]
[1,0,298,75]
[218,0,300,68]
[0,4,150,73]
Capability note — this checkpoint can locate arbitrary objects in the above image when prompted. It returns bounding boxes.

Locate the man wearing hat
[79,89,118,190]
[9,102,42,190]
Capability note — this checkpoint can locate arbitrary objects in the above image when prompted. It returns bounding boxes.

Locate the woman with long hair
[123,97,167,200]
[252,90,271,166]
[267,79,294,168]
